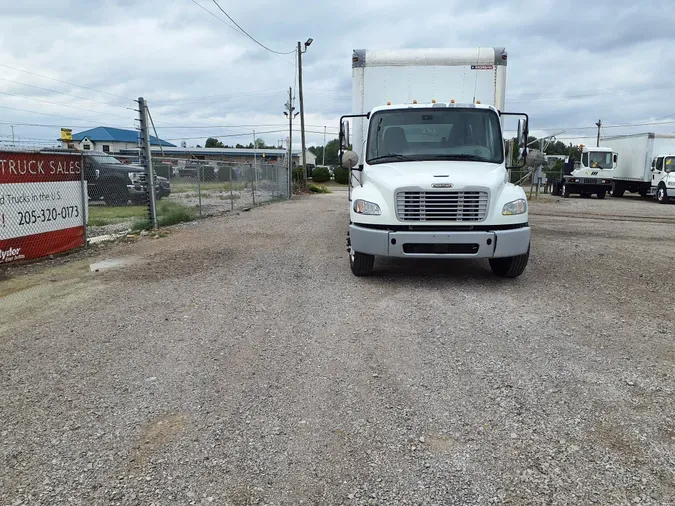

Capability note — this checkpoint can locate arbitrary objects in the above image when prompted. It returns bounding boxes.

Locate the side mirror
[613,154,618,163]
[340,120,350,150]
[341,150,359,170]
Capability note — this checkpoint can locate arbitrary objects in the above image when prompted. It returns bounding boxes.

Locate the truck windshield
[588,152,613,169]
[665,157,675,171]
[366,108,504,165]
[90,154,122,164]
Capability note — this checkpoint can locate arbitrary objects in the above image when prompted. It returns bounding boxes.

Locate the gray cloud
[1,0,675,149]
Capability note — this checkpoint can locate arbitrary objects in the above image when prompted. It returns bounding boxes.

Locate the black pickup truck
[41,150,170,206]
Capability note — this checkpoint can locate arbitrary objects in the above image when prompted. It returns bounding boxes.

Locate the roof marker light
[432,99,436,103]
[412,99,418,104]
[387,101,391,105]
[450,99,455,104]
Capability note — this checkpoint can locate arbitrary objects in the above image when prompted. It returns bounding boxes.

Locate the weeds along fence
[85,154,290,238]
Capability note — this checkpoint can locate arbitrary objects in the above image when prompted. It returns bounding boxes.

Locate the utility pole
[297,38,313,185]
[252,129,257,206]
[284,87,297,198]
[11,125,15,146]
[322,125,326,165]
[138,97,158,229]
[595,119,602,147]
[297,41,307,185]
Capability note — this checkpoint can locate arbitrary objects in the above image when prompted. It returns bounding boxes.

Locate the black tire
[562,183,570,198]
[611,183,625,197]
[489,245,530,278]
[597,191,606,200]
[104,181,130,206]
[581,192,591,199]
[350,249,374,276]
[656,185,669,204]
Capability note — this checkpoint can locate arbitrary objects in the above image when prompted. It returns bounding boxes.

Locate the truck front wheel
[562,183,570,198]
[489,246,530,278]
[350,249,374,276]
[611,183,625,197]
[657,185,669,204]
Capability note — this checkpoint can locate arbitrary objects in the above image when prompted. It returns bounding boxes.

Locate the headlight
[668,179,675,187]
[353,199,381,215]
[502,198,527,216]
[128,172,141,183]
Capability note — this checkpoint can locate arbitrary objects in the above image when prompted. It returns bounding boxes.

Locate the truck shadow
[368,258,506,284]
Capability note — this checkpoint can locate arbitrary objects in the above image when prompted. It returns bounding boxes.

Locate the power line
[537,119,675,131]
[210,0,295,55]
[508,84,673,104]
[507,83,672,100]
[0,77,133,110]
[152,89,286,105]
[164,127,334,142]
[0,104,131,127]
[0,63,134,102]
[189,0,294,66]
[154,123,339,130]
[188,0,239,32]
[0,90,132,120]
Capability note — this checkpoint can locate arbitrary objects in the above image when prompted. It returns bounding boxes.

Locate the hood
[364,161,506,193]
[103,162,145,173]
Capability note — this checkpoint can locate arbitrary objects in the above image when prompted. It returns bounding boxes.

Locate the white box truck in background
[602,133,675,202]
[339,47,532,277]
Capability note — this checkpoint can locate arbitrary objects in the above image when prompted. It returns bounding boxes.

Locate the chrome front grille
[396,191,489,222]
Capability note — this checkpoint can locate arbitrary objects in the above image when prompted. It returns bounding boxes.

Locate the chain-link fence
[0,146,291,266]
[81,152,290,240]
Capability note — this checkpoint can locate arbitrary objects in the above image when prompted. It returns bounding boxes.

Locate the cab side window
[582,152,588,167]
[656,157,664,171]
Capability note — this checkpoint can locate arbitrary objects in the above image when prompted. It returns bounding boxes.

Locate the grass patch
[309,184,331,194]
[157,200,197,227]
[171,181,248,193]
[322,179,349,187]
[129,201,197,231]
[88,205,146,226]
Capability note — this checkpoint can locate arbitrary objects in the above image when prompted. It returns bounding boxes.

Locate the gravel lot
[1,192,674,505]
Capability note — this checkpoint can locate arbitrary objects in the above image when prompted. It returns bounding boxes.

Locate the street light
[297,37,313,185]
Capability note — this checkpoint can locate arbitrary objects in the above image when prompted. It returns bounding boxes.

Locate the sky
[1,0,675,152]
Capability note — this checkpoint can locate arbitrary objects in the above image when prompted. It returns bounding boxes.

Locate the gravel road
[2,193,674,505]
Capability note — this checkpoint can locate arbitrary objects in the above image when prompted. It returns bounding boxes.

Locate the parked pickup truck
[41,149,170,205]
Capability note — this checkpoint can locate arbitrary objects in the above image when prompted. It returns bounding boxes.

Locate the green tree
[254,138,266,149]
[323,139,340,166]
[205,137,225,148]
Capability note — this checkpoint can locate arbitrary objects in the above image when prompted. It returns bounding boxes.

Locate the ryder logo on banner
[0,151,87,265]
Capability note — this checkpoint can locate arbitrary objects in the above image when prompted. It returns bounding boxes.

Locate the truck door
[652,156,665,188]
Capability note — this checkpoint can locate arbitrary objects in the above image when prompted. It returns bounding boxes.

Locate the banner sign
[0,151,86,264]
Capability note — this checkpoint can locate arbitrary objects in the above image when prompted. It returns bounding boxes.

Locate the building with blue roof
[61,126,176,153]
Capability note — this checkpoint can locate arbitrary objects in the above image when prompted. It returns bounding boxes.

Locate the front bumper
[667,187,675,198]
[350,224,531,259]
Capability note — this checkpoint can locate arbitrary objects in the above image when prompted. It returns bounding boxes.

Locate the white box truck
[602,133,675,202]
[552,144,616,199]
[339,47,532,277]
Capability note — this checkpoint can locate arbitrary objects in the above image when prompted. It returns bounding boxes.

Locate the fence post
[138,97,157,229]
[197,164,202,218]
[80,152,88,249]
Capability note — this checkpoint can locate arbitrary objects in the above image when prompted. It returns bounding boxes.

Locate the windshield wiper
[431,154,493,162]
[368,153,418,163]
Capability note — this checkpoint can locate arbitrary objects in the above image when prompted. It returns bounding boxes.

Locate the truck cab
[559,145,615,199]
[341,101,531,278]
[651,154,675,203]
